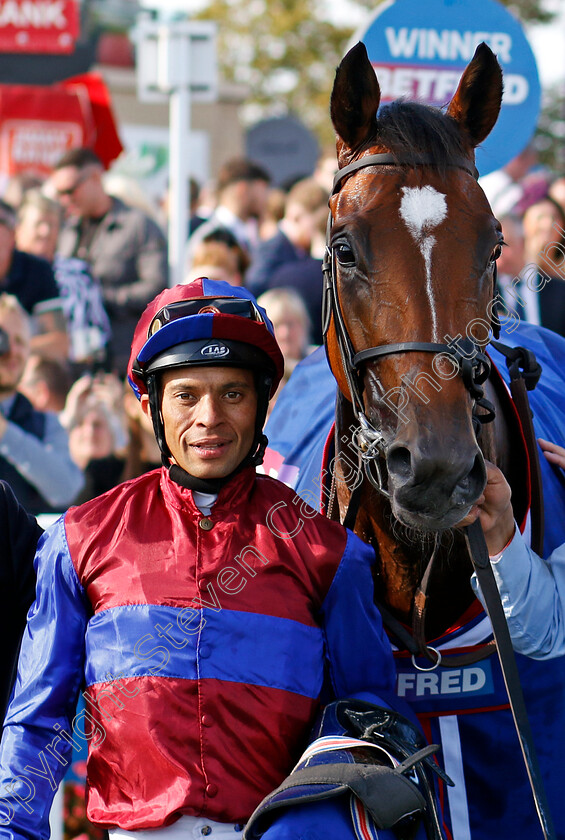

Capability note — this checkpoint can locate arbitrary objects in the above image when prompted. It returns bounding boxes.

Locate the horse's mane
[375,101,469,176]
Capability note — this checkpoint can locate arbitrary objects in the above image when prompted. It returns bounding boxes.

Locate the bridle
[321,152,497,497]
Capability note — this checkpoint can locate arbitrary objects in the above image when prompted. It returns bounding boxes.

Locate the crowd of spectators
[3,140,565,525]
[479,145,565,338]
[0,147,335,525]
[2,123,565,840]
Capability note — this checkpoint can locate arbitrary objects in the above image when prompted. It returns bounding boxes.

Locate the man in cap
[0,279,438,839]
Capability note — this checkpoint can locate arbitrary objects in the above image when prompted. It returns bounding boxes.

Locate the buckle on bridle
[357,413,386,459]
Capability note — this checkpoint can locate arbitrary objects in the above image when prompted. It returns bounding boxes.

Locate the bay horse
[265,41,565,839]
[325,41,505,642]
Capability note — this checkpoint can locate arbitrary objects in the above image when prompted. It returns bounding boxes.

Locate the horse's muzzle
[386,445,487,531]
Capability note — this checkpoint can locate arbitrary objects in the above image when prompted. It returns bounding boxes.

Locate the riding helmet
[128,278,284,476]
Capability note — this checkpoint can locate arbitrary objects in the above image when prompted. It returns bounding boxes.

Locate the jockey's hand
[538,438,565,470]
[457,461,515,556]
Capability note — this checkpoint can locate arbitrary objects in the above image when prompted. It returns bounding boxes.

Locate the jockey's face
[141,366,257,479]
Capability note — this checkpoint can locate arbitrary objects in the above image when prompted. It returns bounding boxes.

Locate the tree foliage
[348,0,555,21]
[499,0,555,23]
[195,0,353,144]
[194,0,557,149]
[535,82,565,172]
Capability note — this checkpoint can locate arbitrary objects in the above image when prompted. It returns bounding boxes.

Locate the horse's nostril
[387,446,412,481]
[469,453,487,494]
[453,453,487,503]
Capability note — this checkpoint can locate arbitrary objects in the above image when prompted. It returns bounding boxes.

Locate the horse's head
[325,41,503,531]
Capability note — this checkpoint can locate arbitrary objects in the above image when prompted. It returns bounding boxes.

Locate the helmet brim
[144,338,277,381]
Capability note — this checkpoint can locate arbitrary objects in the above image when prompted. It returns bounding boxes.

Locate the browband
[332,153,479,194]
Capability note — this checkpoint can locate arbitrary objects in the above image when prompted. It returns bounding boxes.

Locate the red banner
[0,0,79,54]
[62,73,124,167]
[0,74,123,176]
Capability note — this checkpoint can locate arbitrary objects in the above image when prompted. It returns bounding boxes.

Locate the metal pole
[136,18,215,287]
[168,82,190,288]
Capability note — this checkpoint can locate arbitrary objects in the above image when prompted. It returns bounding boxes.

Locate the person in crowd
[50,147,168,376]
[0,480,42,728]
[186,228,250,287]
[257,288,313,416]
[258,187,286,241]
[190,177,217,227]
[186,157,271,270]
[246,177,328,297]
[160,177,207,237]
[60,371,126,433]
[0,278,437,840]
[313,146,338,194]
[495,214,530,322]
[15,189,111,370]
[61,371,127,504]
[479,144,542,217]
[461,440,565,659]
[2,172,44,211]
[520,195,565,337]
[18,353,74,414]
[14,189,61,260]
[187,177,207,236]
[258,287,312,364]
[66,394,127,504]
[548,175,565,215]
[121,378,161,480]
[185,239,244,287]
[0,293,83,515]
[267,204,328,344]
[0,199,68,361]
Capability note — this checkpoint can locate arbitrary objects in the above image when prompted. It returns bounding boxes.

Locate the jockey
[0,279,441,840]
[463,442,565,659]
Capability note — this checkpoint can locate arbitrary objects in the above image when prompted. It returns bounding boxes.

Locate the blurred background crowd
[0,0,562,531]
[0,145,335,522]
[2,132,565,526]
[1,2,565,838]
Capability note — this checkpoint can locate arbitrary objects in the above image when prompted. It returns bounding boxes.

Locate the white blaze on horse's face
[399,186,448,339]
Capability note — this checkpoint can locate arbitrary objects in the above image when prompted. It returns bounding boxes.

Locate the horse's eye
[334,241,355,265]
[490,242,504,263]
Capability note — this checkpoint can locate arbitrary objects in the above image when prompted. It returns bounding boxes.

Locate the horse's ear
[330,42,380,159]
[446,42,503,147]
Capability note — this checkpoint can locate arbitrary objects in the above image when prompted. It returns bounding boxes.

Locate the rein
[465,520,556,840]
[324,152,554,839]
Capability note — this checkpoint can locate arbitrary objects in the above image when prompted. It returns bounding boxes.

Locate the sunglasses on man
[56,169,92,198]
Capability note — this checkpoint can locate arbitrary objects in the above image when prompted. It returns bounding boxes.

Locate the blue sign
[354,0,541,176]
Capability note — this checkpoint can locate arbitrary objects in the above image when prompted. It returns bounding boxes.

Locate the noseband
[321,153,496,495]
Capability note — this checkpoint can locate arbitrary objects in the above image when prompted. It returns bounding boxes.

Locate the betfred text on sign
[0,0,79,53]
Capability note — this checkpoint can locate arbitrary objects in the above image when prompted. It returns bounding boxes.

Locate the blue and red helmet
[128,278,285,473]
[129,278,284,398]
